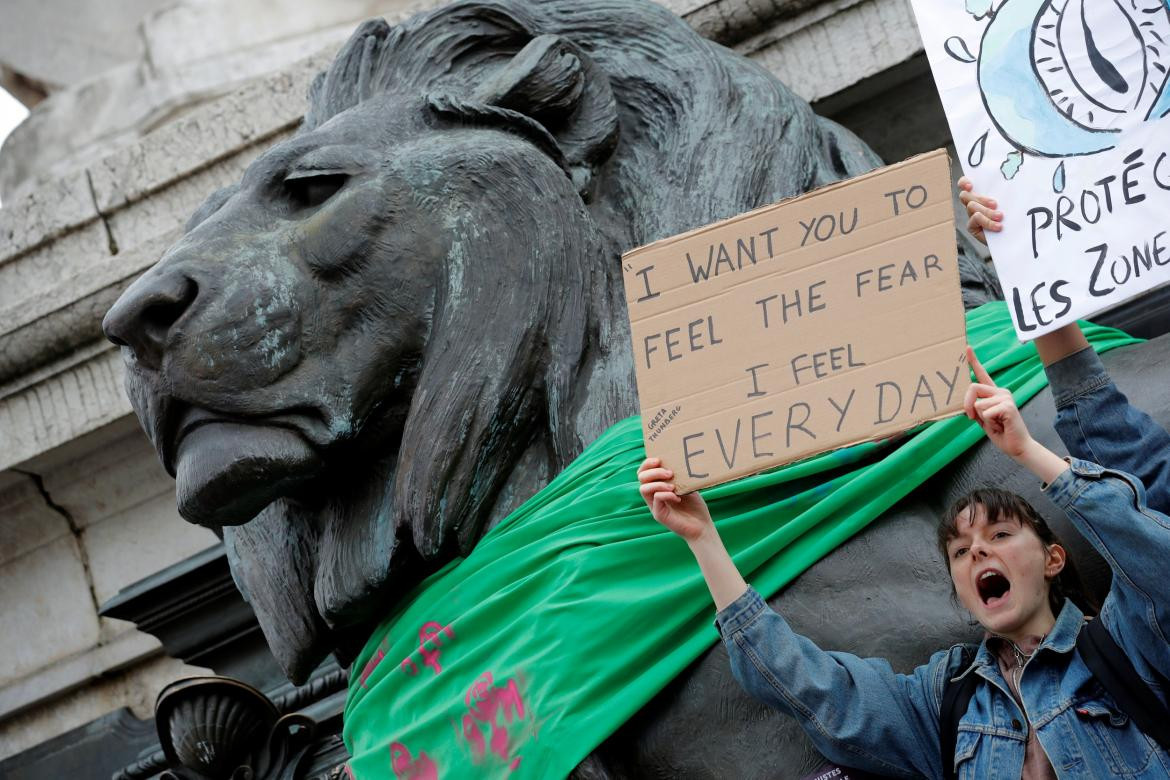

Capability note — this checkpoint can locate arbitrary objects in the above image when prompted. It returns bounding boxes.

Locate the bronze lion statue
[102,0,1170,776]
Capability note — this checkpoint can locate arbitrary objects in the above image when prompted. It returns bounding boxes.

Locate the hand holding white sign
[957,177,1001,245]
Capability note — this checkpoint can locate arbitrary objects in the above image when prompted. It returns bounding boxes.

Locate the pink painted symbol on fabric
[460,672,527,769]
[389,741,439,780]
[418,621,454,675]
[358,641,389,688]
[401,657,419,676]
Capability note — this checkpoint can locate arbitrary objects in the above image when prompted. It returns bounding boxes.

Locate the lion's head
[104,0,997,682]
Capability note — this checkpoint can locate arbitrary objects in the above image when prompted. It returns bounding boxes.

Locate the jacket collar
[958,598,1086,678]
[1037,598,1087,654]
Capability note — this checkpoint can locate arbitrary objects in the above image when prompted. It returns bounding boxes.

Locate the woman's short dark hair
[938,487,1099,617]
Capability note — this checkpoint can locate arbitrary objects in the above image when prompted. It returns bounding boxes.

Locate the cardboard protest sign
[622,150,969,493]
[908,0,1170,340]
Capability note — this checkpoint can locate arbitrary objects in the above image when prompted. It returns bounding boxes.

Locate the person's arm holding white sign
[959,177,1170,512]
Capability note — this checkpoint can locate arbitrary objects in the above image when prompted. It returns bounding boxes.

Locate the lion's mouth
[173,406,242,455]
[157,401,329,527]
[161,403,321,470]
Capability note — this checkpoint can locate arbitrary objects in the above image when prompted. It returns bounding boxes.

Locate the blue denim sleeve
[1045,460,1170,678]
[716,587,953,780]
[1046,347,1170,513]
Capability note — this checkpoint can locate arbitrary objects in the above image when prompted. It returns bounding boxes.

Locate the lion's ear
[474,35,619,196]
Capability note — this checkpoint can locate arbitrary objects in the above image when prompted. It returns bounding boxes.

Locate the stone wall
[0,0,429,202]
[0,53,324,759]
[0,0,948,761]
[0,357,219,763]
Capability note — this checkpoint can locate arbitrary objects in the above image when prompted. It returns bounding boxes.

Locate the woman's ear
[1045,543,1067,579]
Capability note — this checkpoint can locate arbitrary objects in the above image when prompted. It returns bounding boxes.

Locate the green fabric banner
[342,302,1138,779]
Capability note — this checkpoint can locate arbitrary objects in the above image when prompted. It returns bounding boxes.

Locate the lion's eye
[283,172,348,209]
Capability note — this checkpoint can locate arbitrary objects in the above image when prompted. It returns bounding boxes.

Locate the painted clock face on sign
[949,0,1170,190]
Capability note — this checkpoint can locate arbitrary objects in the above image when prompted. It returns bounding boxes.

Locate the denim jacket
[1047,346,1170,513]
[716,459,1170,779]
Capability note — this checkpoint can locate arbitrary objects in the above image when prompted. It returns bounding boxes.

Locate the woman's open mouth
[977,568,1011,609]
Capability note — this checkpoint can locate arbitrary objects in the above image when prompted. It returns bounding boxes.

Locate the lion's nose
[103,271,198,370]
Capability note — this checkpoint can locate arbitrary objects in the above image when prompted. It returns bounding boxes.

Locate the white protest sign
[908,0,1170,339]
